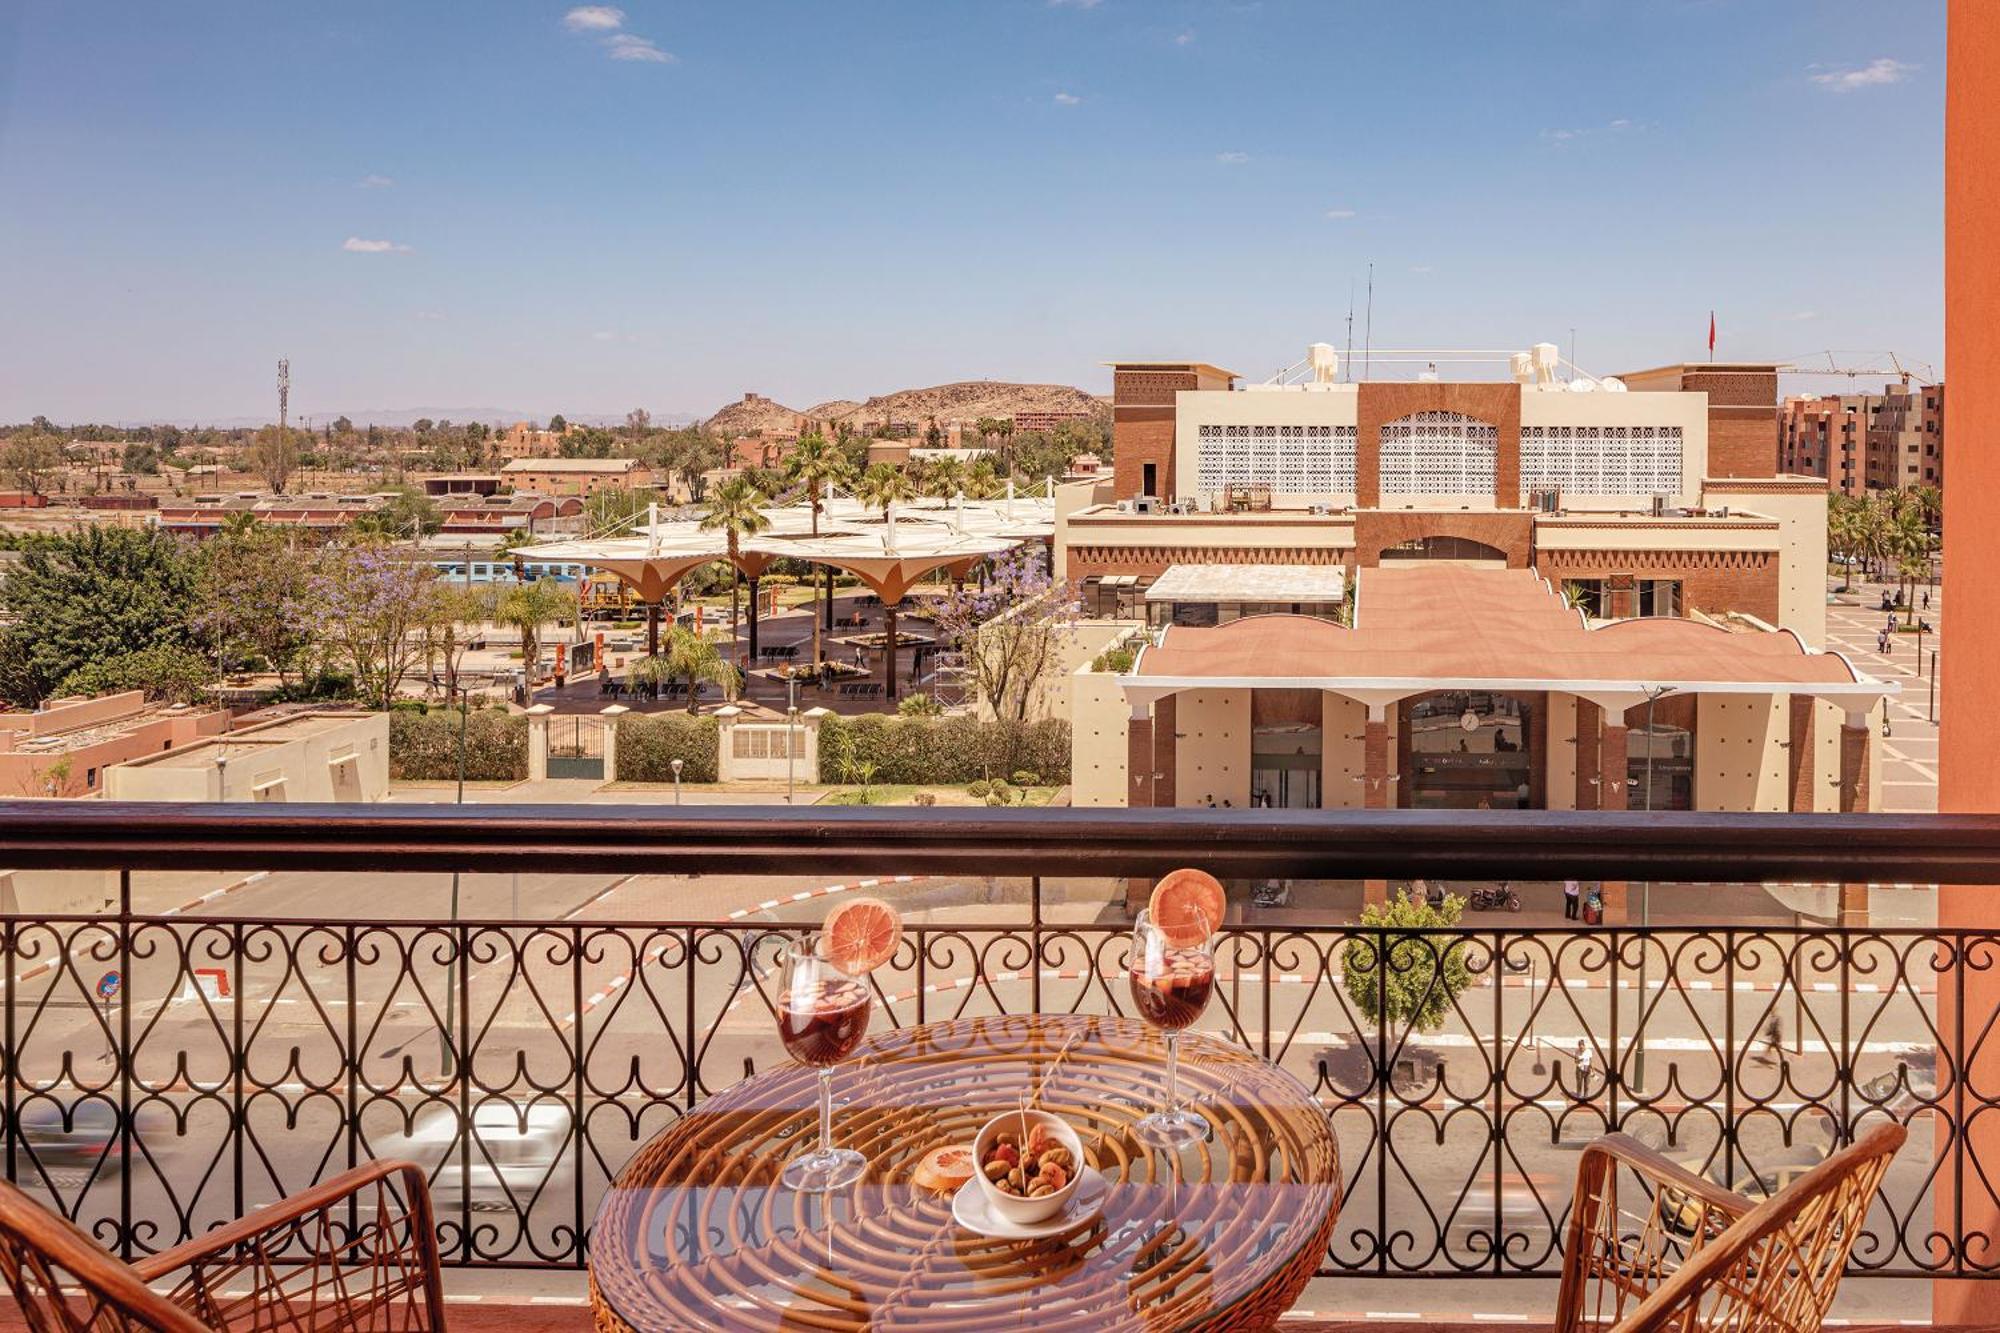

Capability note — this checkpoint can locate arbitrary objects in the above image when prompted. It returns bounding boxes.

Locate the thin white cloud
[606,33,675,62]
[1175,30,1195,45]
[1324,208,1357,220]
[1541,117,1640,145]
[1053,91,1082,105]
[358,173,395,189]
[1778,310,1821,322]
[592,331,642,344]
[1810,57,1915,92]
[1049,0,1103,8]
[414,310,446,322]
[1216,151,1249,165]
[563,6,625,31]
[343,237,411,254]
[1409,265,1434,274]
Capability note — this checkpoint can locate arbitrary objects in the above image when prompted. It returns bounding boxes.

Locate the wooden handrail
[2,802,1998,883]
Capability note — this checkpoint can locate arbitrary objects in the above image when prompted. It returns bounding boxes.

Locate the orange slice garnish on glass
[1148,869,1224,947]
[822,896,903,973]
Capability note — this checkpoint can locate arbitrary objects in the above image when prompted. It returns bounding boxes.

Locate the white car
[385,1103,573,1212]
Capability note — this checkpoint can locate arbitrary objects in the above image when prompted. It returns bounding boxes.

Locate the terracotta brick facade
[1066,542,1351,582]
[1533,547,1780,624]
[1356,382,1522,508]
[1111,366,1203,501]
[1352,510,1533,568]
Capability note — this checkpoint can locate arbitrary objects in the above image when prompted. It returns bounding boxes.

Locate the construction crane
[1779,351,1937,388]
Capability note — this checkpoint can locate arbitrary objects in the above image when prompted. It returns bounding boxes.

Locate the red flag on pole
[1708,310,1716,357]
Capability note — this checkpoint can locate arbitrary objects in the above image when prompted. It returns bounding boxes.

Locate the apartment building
[1780,383,1944,497]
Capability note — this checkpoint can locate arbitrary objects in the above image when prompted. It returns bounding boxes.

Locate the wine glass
[776,935,871,1191]
[1128,907,1215,1149]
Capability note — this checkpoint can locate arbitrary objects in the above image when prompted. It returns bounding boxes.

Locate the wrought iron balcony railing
[0,802,1995,1282]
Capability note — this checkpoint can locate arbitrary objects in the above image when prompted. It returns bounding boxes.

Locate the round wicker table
[588,1013,1341,1332]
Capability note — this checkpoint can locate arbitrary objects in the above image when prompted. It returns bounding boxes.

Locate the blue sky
[0,1,1945,424]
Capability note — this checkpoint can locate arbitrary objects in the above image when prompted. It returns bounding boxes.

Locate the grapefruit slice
[1148,869,1224,947]
[823,896,903,973]
[912,1143,976,1193]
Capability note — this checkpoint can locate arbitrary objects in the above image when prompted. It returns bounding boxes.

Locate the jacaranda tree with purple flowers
[928,543,1080,727]
[299,540,441,710]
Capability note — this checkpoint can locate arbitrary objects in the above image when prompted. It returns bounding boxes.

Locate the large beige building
[1055,344,1889,920]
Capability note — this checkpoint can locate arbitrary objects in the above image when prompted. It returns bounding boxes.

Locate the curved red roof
[1136,566,1870,691]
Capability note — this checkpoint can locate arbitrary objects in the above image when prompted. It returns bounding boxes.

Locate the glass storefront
[1404,691,1534,809]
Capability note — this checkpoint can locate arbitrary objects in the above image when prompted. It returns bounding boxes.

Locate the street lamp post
[786,677,799,805]
[671,757,684,805]
[1633,684,1673,1101]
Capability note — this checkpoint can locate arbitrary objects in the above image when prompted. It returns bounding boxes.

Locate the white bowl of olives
[972,1108,1085,1226]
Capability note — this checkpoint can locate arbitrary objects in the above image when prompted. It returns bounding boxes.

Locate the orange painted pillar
[1574,698,1601,812]
[1939,5,2000,1317]
[1127,709,1154,809]
[1363,706,1390,909]
[1837,711,1872,926]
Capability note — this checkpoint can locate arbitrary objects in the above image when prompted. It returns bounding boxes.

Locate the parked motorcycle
[1469,884,1523,913]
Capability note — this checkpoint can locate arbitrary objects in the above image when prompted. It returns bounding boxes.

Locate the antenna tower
[277,359,290,432]
[1362,263,1374,382]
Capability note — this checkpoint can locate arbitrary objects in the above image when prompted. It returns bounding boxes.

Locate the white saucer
[951,1167,1108,1240]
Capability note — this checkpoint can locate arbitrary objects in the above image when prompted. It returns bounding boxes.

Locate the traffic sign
[96,970,122,1002]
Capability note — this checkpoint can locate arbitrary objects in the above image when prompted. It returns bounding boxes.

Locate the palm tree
[922,454,969,499]
[785,433,851,668]
[851,462,920,701]
[785,433,849,538]
[1889,505,1933,624]
[497,578,572,689]
[700,476,771,664]
[854,461,917,513]
[663,625,740,712]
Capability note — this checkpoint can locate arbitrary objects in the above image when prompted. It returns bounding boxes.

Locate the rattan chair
[1555,1121,1906,1332]
[0,1159,445,1331]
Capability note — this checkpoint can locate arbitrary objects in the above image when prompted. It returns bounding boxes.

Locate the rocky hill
[702,392,810,438]
[702,381,1105,436]
[809,381,1105,429]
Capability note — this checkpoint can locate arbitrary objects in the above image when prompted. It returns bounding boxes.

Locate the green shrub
[615,714,720,783]
[56,644,217,705]
[1091,647,1135,674]
[389,709,528,782]
[816,714,1070,786]
[1010,770,1042,787]
[966,779,991,799]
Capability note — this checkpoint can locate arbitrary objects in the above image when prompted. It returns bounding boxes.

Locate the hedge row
[616,714,720,783]
[388,708,529,782]
[815,714,1070,786]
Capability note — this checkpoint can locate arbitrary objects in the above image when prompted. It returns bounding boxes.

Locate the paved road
[1824,573,1941,814]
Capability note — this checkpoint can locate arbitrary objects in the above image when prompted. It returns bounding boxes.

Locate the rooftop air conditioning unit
[1116,499,1131,513]
[1134,496,1158,515]
[1529,486,1562,514]
[1716,506,1730,518]
[1651,494,1667,517]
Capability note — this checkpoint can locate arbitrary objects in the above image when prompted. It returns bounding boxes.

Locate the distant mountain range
[99,409,700,430]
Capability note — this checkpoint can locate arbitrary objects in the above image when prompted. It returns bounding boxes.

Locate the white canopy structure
[513,483,1059,698]
[1143,563,1347,607]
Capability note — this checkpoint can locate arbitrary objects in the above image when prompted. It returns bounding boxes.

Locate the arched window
[1379,535,1508,562]
[1379,411,1497,497]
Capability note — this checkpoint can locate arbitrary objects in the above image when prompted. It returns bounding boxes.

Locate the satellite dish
[1460,709,1480,732]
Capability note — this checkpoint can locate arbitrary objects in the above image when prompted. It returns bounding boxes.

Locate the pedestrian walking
[1573,1040,1593,1096]
[1562,879,1581,920]
[1923,588,1932,611]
